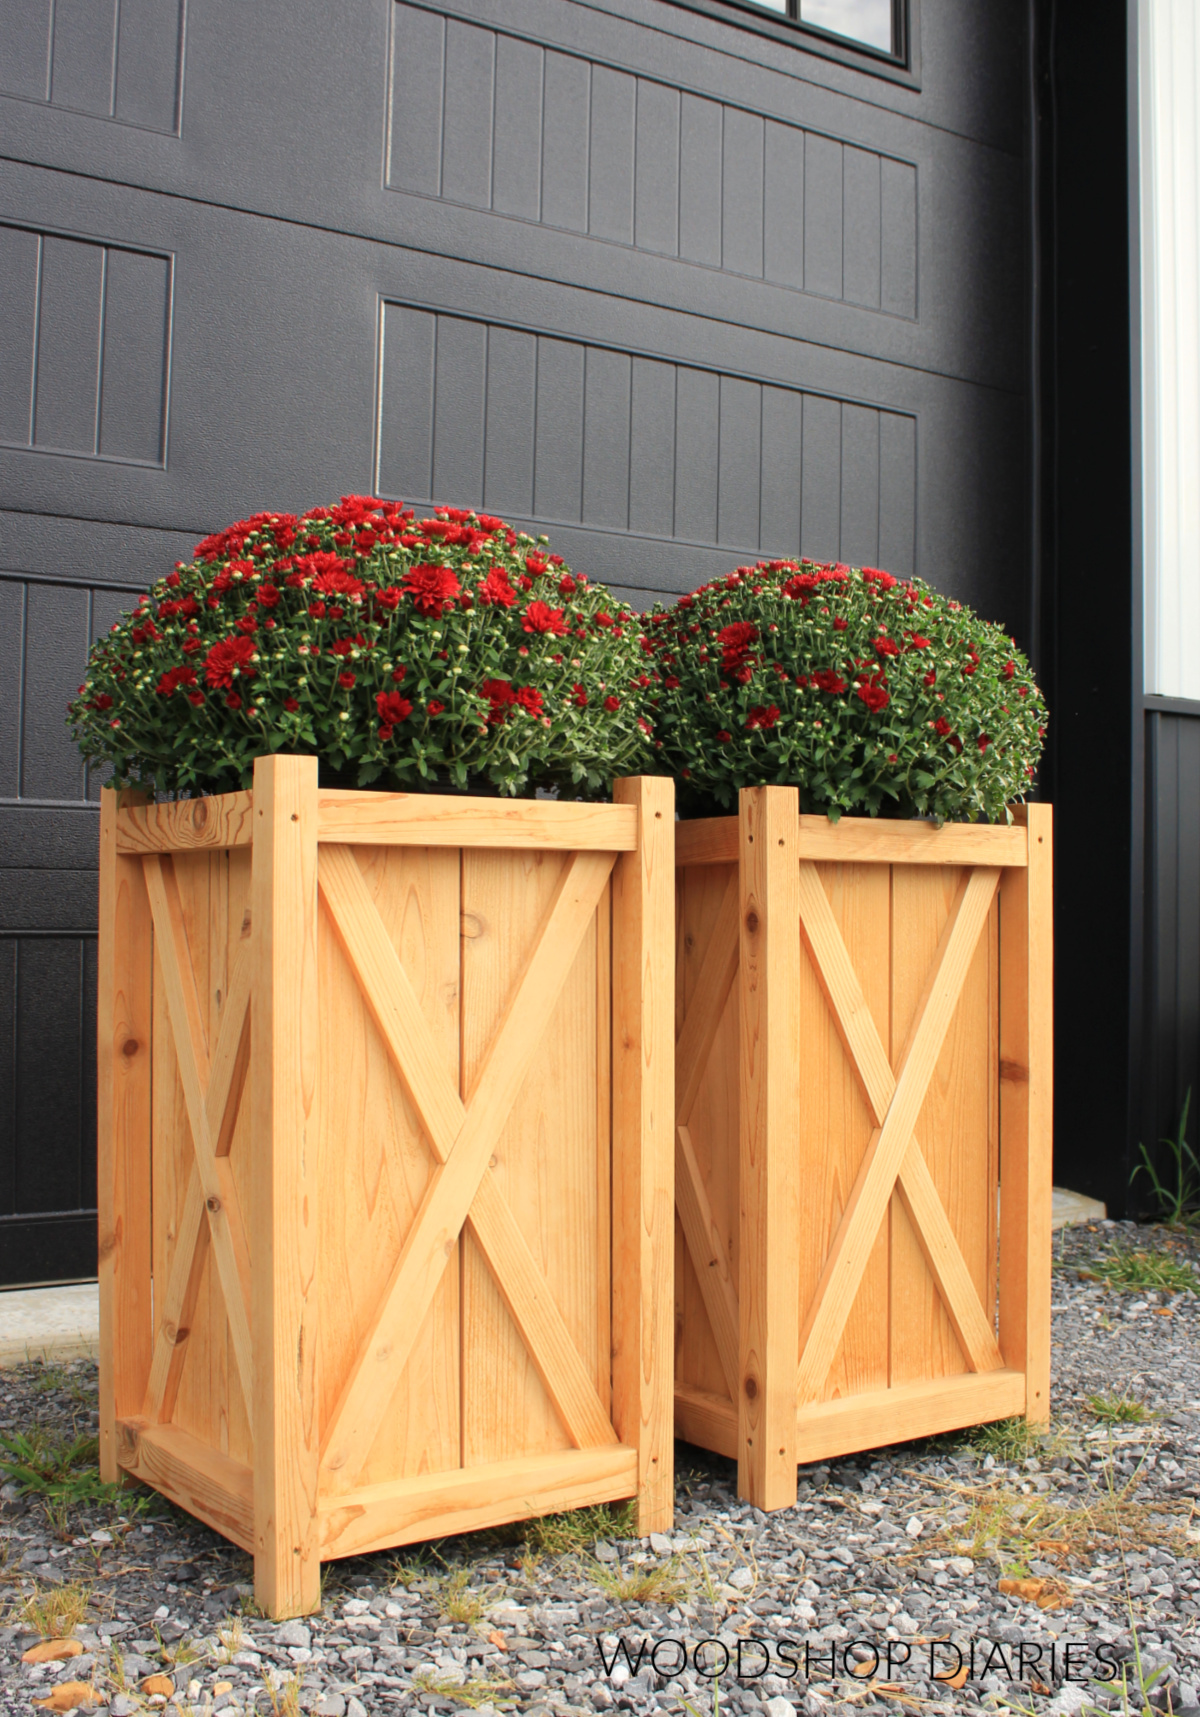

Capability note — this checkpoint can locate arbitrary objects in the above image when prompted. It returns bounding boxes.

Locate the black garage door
[0,0,1031,1283]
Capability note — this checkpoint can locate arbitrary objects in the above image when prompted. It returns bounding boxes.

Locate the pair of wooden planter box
[97,760,1051,1616]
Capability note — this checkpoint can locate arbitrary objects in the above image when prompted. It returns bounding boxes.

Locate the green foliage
[1093,1247,1198,1295]
[69,499,652,799]
[1131,1089,1200,1225]
[1087,1392,1152,1425]
[967,1417,1045,1463]
[0,1428,118,1506]
[642,559,1047,820]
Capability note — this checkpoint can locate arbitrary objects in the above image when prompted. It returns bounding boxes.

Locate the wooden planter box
[673,787,1052,1510]
[98,757,674,1617]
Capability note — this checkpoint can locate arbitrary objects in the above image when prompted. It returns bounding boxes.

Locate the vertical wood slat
[737,786,801,1510]
[998,804,1054,1422]
[251,756,321,1616]
[611,776,675,1534]
[98,788,154,1484]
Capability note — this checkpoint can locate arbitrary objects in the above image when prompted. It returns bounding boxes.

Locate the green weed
[591,1555,692,1607]
[20,1579,93,1638]
[1088,1392,1153,1426]
[967,1416,1046,1463]
[1132,1088,1200,1226]
[412,1671,515,1707]
[1094,1247,1198,1295]
[0,1428,122,1507]
[524,1501,635,1557]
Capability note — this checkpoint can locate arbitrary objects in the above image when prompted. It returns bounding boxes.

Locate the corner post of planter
[98,787,154,1485]
[611,775,675,1535]
[737,785,801,1510]
[998,803,1053,1424]
[251,754,321,1617]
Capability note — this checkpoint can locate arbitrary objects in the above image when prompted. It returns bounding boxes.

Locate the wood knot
[744,1375,758,1399]
[745,911,759,935]
[191,800,208,830]
[121,1038,139,1058]
[206,1196,221,1214]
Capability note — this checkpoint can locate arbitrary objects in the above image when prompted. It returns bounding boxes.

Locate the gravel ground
[3,1219,1200,1717]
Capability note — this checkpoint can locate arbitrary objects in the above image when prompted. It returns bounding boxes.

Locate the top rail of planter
[675,811,1029,868]
[114,788,639,854]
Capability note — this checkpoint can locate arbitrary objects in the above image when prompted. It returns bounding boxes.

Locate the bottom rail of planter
[116,1420,639,1565]
[676,1367,1029,1480]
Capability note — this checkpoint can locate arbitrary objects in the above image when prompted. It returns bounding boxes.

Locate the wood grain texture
[251,755,321,1618]
[675,817,738,868]
[142,855,254,1420]
[673,863,740,1411]
[117,792,254,852]
[320,1446,638,1560]
[98,789,153,1483]
[795,866,1000,1405]
[738,787,801,1510]
[998,805,1054,1422]
[794,1368,1026,1464]
[795,861,1001,1379]
[796,816,1027,867]
[674,1382,738,1459]
[117,1418,254,1553]
[321,848,615,1481]
[318,791,636,850]
[315,842,462,1494]
[611,777,675,1535]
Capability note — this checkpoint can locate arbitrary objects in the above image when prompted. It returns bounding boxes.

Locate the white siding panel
[1142,0,1200,698]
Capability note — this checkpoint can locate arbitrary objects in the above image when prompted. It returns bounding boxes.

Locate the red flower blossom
[204,635,257,688]
[284,697,299,712]
[156,665,198,697]
[427,699,445,716]
[478,567,516,608]
[861,567,899,590]
[856,681,890,714]
[717,622,758,669]
[481,678,517,723]
[1003,659,1016,679]
[92,693,113,711]
[978,733,991,752]
[525,553,549,575]
[339,672,356,689]
[516,686,544,716]
[907,633,931,649]
[404,563,462,616]
[376,690,413,736]
[593,612,614,629]
[558,574,577,596]
[257,584,281,608]
[833,617,848,631]
[717,730,732,744]
[522,600,568,635]
[746,705,780,730]
[934,717,952,737]
[604,695,621,712]
[373,586,402,610]
[571,684,588,708]
[812,669,848,695]
[225,693,242,710]
[874,636,899,658]
[235,614,258,634]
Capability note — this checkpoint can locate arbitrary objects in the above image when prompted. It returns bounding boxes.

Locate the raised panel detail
[377,303,917,572]
[0,0,184,133]
[386,3,917,317]
[0,225,171,466]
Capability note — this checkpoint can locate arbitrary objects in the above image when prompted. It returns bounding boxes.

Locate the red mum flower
[156,665,198,697]
[604,694,621,712]
[856,681,890,713]
[907,633,931,649]
[427,700,445,716]
[874,636,899,658]
[833,617,848,631]
[515,686,544,716]
[404,563,461,616]
[924,670,937,687]
[934,717,953,737]
[204,635,257,689]
[525,552,549,575]
[571,684,588,708]
[861,567,899,590]
[311,563,366,601]
[339,672,356,689]
[593,612,614,629]
[284,697,299,712]
[978,733,991,752]
[746,704,780,730]
[717,622,758,668]
[225,693,242,710]
[257,584,281,608]
[558,574,577,596]
[376,690,412,731]
[812,669,848,695]
[235,614,258,634]
[480,678,517,723]
[1003,659,1016,679]
[92,693,113,711]
[717,730,732,744]
[522,600,568,635]
[478,567,516,608]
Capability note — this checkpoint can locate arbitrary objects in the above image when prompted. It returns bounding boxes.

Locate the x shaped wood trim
[317,843,618,1482]
[795,863,1003,1405]
[141,857,254,1426]
[673,872,741,1398]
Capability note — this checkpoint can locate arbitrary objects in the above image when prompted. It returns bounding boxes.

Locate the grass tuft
[412,1671,515,1708]
[436,1566,486,1627]
[967,1416,1046,1463]
[20,1579,92,1638]
[590,1555,692,1607]
[0,1428,125,1509]
[1093,1247,1198,1295]
[1087,1392,1153,1425]
[524,1501,636,1557]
